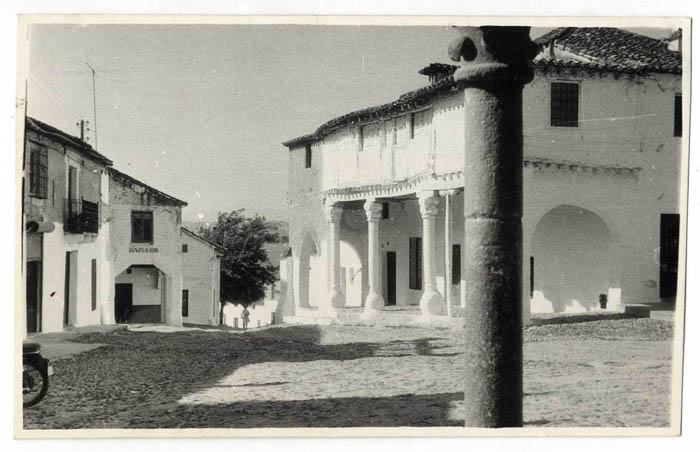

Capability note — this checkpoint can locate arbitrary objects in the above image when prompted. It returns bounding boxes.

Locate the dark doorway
[26,261,42,333]
[386,251,396,306]
[660,214,680,300]
[115,283,133,323]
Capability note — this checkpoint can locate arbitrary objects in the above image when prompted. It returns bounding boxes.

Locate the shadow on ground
[23,325,461,429]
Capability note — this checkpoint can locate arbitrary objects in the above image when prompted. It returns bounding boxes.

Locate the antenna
[86,63,97,150]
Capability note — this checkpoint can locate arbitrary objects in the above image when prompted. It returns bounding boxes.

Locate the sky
[26,24,673,223]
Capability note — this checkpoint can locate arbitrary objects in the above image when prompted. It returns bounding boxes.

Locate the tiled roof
[26,117,113,166]
[182,227,226,253]
[534,27,681,74]
[283,28,681,148]
[108,167,188,207]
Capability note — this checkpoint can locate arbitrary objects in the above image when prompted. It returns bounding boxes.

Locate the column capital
[325,203,343,223]
[449,26,536,86]
[418,192,440,218]
[364,199,383,222]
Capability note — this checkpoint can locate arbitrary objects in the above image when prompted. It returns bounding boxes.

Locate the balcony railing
[64,198,99,234]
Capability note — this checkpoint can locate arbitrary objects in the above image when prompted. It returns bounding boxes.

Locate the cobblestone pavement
[22,316,674,429]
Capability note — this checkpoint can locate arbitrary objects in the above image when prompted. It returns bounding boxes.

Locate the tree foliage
[200,210,279,307]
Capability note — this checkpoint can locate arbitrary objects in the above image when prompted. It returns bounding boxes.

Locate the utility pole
[451,26,537,427]
[86,63,98,150]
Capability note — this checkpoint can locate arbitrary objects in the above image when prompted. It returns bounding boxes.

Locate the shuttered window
[409,237,422,290]
[29,146,48,198]
[131,211,153,243]
[551,82,579,127]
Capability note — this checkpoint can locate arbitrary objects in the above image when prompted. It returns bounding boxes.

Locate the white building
[280,27,683,323]
[23,118,114,334]
[181,227,224,325]
[22,118,223,332]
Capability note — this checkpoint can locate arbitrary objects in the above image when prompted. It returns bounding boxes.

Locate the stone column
[443,189,458,317]
[363,199,385,316]
[450,26,536,427]
[419,191,445,317]
[325,203,345,314]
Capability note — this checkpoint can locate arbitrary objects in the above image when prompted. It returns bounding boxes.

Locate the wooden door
[26,261,41,333]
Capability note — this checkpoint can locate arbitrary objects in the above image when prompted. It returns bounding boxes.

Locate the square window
[182,244,188,253]
[551,82,579,127]
[131,211,153,243]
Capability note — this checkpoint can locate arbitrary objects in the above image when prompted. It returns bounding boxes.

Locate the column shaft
[364,199,385,315]
[326,204,345,313]
[419,192,445,317]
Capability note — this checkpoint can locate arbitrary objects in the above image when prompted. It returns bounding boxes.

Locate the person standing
[241,307,250,330]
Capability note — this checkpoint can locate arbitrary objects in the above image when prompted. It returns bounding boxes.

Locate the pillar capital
[449,26,536,86]
[326,203,343,223]
[418,192,440,218]
[364,199,383,222]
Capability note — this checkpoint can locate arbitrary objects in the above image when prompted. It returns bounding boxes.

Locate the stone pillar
[363,199,385,316]
[451,26,536,427]
[443,189,458,317]
[325,203,345,314]
[419,191,445,317]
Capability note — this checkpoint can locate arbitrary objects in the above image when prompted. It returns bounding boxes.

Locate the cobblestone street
[22,315,674,429]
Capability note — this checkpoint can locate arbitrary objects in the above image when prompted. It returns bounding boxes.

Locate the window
[381,202,389,219]
[452,244,461,284]
[409,237,422,290]
[182,289,189,317]
[91,259,97,311]
[304,144,312,168]
[550,82,579,127]
[182,244,188,253]
[131,211,153,243]
[674,94,682,137]
[28,145,48,198]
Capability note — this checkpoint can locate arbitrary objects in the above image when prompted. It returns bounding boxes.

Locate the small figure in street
[241,307,250,330]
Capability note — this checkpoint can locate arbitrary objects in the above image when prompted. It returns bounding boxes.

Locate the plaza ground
[22,313,674,429]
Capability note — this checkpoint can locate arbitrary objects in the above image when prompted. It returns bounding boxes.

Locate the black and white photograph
[12,13,690,438]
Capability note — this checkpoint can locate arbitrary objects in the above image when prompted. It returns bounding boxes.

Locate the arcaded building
[280,28,683,323]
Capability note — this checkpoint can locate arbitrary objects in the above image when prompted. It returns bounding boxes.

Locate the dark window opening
[551,82,579,127]
[182,244,188,253]
[674,94,682,137]
[381,202,389,219]
[409,237,423,290]
[304,144,312,168]
[452,244,461,283]
[29,146,48,198]
[131,211,153,243]
[182,289,189,317]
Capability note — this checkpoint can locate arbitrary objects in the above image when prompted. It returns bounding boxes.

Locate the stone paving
[22,315,674,429]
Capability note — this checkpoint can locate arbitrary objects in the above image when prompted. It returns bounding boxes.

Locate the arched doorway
[297,232,321,309]
[530,205,616,313]
[114,264,167,323]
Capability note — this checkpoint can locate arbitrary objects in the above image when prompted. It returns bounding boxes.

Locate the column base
[420,290,446,317]
[363,291,385,319]
[320,291,345,318]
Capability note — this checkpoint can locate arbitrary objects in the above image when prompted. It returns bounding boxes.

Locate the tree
[199,210,279,324]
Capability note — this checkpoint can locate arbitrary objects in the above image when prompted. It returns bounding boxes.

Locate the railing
[64,198,99,234]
